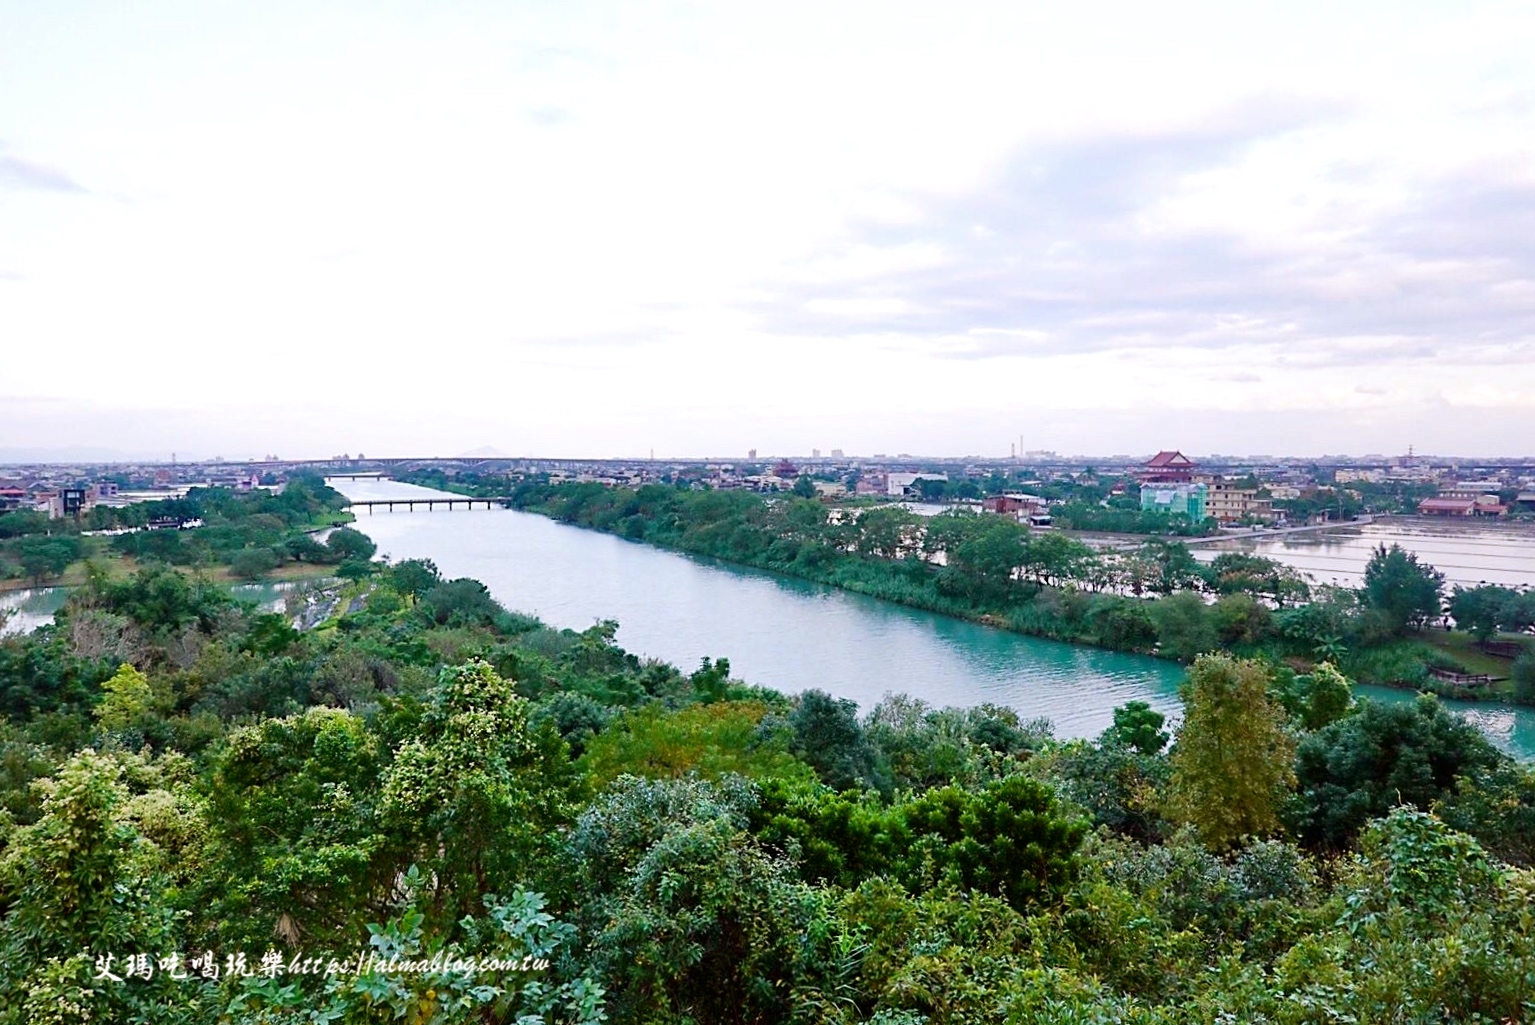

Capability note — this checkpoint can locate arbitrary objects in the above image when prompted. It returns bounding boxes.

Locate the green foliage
[570,775,820,1025]
[1290,694,1504,850]
[228,545,280,580]
[94,662,154,733]
[579,700,815,788]
[1298,661,1353,730]
[7,537,1535,1022]
[788,689,878,790]
[198,706,388,952]
[895,775,1088,912]
[1166,654,1296,849]
[13,535,84,584]
[1102,700,1168,755]
[1048,739,1171,842]
[1363,542,1445,634]
[864,694,1042,794]
[92,564,233,634]
[1436,761,1535,867]
[389,557,442,598]
[1205,551,1309,604]
[1513,650,1535,704]
[1448,583,1535,645]
[420,577,504,627]
[325,526,376,563]
[381,660,583,922]
[230,876,607,1025]
[1148,591,1216,662]
[0,751,194,1025]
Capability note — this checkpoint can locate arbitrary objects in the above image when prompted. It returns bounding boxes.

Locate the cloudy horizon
[4,1,1534,460]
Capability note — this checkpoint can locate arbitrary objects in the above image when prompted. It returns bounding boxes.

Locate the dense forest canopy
[2,522,1535,1022]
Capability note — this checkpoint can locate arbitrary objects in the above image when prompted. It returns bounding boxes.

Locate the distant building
[1438,481,1504,501]
[1418,497,1477,517]
[1140,482,1208,520]
[1419,495,1506,517]
[1140,450,1197,484]
[887,471,948,497]
[983,493,1052,526]
[1203,480,1278,524]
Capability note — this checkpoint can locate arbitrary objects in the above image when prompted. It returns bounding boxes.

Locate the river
[328,479,1535,757]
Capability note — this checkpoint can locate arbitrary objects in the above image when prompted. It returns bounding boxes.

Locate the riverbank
[0,549,348,594]
[485,481,1535,706]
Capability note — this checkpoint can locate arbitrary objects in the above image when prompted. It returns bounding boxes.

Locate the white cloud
[1,0,1533,456]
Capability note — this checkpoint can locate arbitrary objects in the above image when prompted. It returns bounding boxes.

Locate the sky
[3,0,1534,461]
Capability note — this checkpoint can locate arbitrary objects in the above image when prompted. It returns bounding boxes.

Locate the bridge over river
[346,496,510,512]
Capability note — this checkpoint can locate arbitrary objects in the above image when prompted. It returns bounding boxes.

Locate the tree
[1448,584,1533,646]
[421,577,503,626]
[1296,661,1353,730]
[1515,651,1535,704]
[1363,543,1444,633]
[1102,700,1169,755]
[857,506,920,560]
[1166,654,1296,849]
[199,706,388,951]
[1289,694,1503,850]
[283,533,329,563]
[788,689,878,791]
[15,536,80,585]
[380,660,582,922]
[228,546,279,581]
[390,557,442,599]
[1021,532,1095,588]
[893,775,1088,912]
[792,474,817,499]
[570,776,821,1025]
[1142,539,1205,594]
[0,751,186,1023]
[1149,591,1217,661]
[325,526,376,563]
[93,663,153,733]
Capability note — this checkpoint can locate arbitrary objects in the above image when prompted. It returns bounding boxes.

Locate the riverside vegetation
[4,533,1535,1022]
[489,480,1535,703]
[0,473,368,587]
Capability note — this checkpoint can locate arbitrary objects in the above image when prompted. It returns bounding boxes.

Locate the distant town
[5,447,1535,526]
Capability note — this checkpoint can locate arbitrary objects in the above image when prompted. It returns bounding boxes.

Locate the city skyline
[4,1,1534,458]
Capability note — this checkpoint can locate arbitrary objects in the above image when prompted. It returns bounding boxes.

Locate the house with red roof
[1140,450,1197,484]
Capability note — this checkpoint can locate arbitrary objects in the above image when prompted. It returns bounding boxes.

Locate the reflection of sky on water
[0,587,70,636]
[1202,521,1535,589]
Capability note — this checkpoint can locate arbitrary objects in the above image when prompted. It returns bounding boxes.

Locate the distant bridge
[345,497,511,512]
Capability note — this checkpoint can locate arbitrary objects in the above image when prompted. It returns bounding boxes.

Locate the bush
[1513,651,1535,705]
[227,547,279,581]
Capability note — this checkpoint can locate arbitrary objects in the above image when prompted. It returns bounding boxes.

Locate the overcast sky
[3,1,1533,460]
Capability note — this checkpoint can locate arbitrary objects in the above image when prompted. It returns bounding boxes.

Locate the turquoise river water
[329,479,1535,756]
